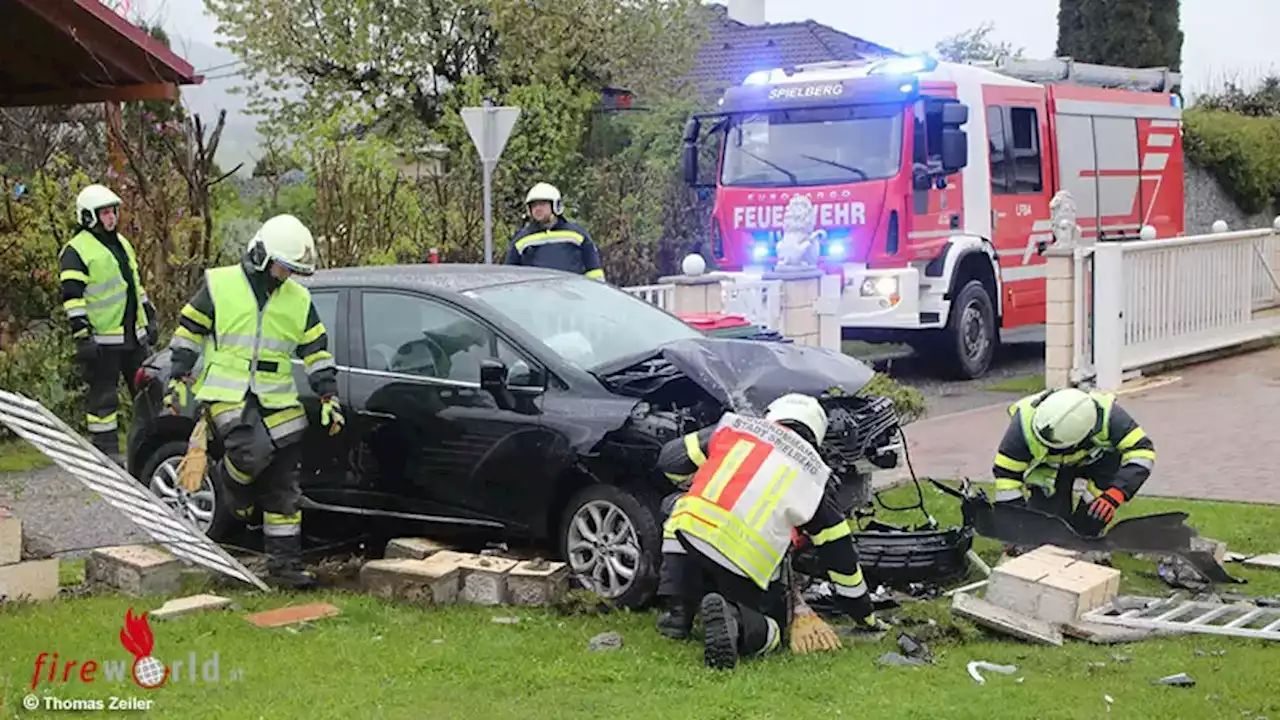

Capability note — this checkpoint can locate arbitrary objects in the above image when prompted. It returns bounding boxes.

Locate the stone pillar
[657,274,725,316]
[763,268,824,347]
[1043,247,1076,389]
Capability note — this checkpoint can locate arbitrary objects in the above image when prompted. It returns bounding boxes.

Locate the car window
[311,291,340,347]
[360,292,496,384]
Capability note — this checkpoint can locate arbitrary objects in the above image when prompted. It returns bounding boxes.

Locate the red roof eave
[72,0,202,85]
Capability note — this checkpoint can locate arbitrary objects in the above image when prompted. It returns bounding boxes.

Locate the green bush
[859,373,926,426]
[1184,108,1280,215]
[0,323,85,439]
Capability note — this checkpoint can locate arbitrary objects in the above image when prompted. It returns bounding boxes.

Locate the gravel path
[0,464,147,559]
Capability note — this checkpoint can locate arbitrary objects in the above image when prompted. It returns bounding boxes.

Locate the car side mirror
[480,358,508,393]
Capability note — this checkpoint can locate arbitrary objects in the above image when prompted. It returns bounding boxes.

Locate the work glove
[163,377,192,416]
[75,336,98,364]
[1086,487,1127,524]
[788,604,843,654]
[320,395,344,436]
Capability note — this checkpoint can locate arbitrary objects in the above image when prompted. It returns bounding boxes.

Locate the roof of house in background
[686,4,900,99]
[0,0,203,107]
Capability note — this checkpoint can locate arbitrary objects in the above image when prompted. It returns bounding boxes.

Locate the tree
[1056,0,1183,71]
[935,22,1025,63]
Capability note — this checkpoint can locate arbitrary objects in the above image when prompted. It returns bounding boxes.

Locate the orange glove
[1087,488,1127,524]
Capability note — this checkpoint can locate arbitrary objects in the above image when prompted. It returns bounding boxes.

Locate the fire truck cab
[682,55,1184,379]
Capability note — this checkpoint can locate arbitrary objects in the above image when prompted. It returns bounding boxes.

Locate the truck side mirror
[941,129,968,173]
[942,102,969,127]
[682,118,700,186]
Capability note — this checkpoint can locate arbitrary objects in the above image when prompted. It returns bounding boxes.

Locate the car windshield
[720,103,904,187]
[468,276,703,371]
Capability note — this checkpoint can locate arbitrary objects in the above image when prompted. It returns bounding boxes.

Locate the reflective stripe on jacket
[194,264,311,409]
[664,412,830,589]
[60,230,148,345]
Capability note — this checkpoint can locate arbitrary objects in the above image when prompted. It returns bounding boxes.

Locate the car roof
[296,263,570,295]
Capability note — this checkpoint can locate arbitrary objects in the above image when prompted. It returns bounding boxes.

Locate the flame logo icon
[119,609,169,690]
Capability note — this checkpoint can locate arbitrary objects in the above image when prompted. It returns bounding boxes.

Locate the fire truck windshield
[719,102,904,188]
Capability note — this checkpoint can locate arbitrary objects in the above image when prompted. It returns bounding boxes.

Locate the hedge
[1183,107,1280,216]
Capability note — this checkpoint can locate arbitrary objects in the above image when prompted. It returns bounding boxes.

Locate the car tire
[137,439,236,543]
[559,484,662,610]
[939,279,997,380]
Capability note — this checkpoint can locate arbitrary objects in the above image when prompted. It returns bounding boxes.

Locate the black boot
[264,534,317,590]
[700,593,742,670]
[656,598,695,640]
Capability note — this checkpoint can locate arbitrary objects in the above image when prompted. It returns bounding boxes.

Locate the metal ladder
[1081,598,1280,641]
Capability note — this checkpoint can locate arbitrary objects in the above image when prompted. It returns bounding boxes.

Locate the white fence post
[1092,242,1125,390]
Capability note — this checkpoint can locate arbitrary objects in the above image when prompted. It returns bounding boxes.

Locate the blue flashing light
[899,83,914,93]
[751,242,770,261]
[826,241,846,259]
[744,69,779,85]
[868,55,939,77]
[1171,94,1183,108]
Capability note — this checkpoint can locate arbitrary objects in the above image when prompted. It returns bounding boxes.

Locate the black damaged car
[126,264,906,608]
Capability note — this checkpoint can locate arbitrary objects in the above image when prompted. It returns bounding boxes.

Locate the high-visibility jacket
[60,230,149,345]
[665,412,832,589]
[992,389,1156,502]
[194,264,311,409]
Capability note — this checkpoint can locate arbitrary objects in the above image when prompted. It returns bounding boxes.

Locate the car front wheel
[137,439,235,542]
[559,484,661,609]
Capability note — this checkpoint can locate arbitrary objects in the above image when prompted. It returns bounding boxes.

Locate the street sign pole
[461,100,522,264]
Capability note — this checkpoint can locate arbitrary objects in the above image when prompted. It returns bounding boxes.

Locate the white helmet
[76,184,122,228]
[525,182,564,215]
[248,214,318,275]
[765,393,828,444]
[1030,388,1099,449]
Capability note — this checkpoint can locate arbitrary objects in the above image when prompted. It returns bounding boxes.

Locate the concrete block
[1190,537,1227,565]
[1046,257,1075,281]
[1045,276,1074,303]
[1045,299,1074,326]
[673,283,719,315]
[0,559,59,602]
[1045,343,1073,377]
[951,592,1063,646]
[384,537,454,560]
[507,560,570,607]
[1243,553,1280,570]
[985,551,1121,626]
[0,510,19,566]
[151,593,233,620]
[457,555,519,606]
[782,306,819,337]
[781,279,819,309]
[86,545,182,596]
[360,557,462,605]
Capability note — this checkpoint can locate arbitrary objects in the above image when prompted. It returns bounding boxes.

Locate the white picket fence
[620,275,785,330]
[1090,218,1280,388]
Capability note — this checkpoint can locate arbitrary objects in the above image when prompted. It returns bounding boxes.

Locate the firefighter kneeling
[654,393,879,669]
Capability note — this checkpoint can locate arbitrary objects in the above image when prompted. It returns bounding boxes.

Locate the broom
[175,415,209,494]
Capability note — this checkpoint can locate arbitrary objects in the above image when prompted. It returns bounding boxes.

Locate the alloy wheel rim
[148,456,216,533]
[565,499,641,599]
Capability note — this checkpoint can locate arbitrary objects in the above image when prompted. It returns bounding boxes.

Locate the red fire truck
[681,55,1185,379]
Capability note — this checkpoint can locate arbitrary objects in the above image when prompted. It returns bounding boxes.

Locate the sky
[122,0,1280,171]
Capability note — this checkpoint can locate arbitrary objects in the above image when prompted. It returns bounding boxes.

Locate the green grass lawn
[2,483,1279,719]
[0,437,52,473]
[984,373,1047,394]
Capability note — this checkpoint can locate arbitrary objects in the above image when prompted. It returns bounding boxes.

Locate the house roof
[0,0,202,107]
[687,4,900,99]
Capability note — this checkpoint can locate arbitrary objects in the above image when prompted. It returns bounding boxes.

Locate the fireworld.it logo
[30,608,244,691]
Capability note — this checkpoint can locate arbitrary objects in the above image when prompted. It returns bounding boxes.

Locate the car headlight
[859,276,899,297]
[751,242,769,261]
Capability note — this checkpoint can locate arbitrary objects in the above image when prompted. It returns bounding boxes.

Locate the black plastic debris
[876,652,927,667]
[897,632,933,663]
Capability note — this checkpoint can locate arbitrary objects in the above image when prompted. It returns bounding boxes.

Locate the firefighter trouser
[81,345,147,457]
[1027,451,1129,536]
[675,534,789,657]
[209,394,305,543]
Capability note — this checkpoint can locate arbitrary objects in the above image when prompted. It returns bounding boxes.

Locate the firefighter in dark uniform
[58,184,158,464]
[653,393,880,670]
[163,214,344,589]
[991,387,1157,536]
[504,183,605,281]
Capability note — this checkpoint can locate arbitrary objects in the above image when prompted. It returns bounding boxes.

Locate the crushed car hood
[658,337,875,414]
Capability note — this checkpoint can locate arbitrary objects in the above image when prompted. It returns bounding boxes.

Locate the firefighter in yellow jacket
[162,214,343,589]
[655,393,878,670]
[991,387,1156,537]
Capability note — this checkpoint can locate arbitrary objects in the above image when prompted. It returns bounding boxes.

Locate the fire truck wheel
[940,279,996,380]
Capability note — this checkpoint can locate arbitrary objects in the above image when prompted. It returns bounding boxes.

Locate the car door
[344,288,554,530]
[290,287,350,497]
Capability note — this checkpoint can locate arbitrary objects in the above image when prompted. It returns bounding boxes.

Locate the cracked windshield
[720,104,904,187]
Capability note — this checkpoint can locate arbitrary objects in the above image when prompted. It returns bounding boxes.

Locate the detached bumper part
[792,522,975,594]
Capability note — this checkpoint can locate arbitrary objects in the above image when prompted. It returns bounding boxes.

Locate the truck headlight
[859,276,898,297]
